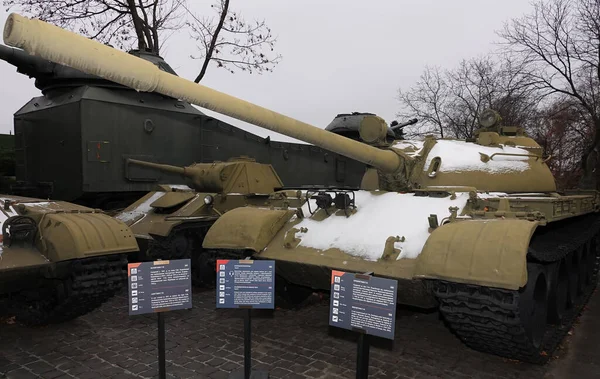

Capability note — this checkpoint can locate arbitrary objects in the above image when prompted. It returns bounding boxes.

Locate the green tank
[6,14,599,363]
[0,194,138,325]
[115,156,303,287]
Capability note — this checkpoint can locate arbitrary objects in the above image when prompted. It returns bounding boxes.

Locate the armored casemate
[0,43,364,210]
[5,13,599,363]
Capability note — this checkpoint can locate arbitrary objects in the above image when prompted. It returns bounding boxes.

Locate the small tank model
[0,42,365,210]
[0,194,138,325]
[115,156,303,286]
[6,15,598,363]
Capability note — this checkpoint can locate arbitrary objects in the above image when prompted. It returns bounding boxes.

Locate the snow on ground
[293,191,470,261]
[424,140,531,173]
[116,192,164,223]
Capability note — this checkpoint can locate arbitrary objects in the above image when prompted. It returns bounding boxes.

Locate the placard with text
[127,259,192,315]
[329,270,398,340]
[216,259,275,309]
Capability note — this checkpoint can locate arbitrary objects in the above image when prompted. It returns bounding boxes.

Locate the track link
[146,223,224,287]
[433,223,600,364]
[10,254,128,326]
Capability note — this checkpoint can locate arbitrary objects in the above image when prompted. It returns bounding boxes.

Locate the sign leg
[356,333,370,379]
[158,312,166,379]
[244,308,251,379]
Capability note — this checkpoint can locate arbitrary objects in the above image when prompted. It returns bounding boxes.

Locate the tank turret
[325,112,397,144]
[127,157,284,194]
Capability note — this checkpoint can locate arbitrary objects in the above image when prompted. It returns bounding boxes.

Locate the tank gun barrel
[3,13,402,173]
[391,118,418,131]
[127,159,186,176]
[0,43,45,76]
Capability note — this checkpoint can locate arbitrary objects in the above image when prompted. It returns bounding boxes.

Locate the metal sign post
[356,333,370,379]
[216,259,274,379]
[128,259,192,379]
[328,270,398,379]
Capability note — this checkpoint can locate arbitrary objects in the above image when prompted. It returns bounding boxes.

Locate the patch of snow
[425,186,473,189]
[425,140,531,173]
[19,201,56,209]
[116,192,164,223]
[478,192,509,199]
[392,140,425,157]
[167,184,191,190]
[294,191,470,261]
[508,193,549,196]
[477,192,553,200]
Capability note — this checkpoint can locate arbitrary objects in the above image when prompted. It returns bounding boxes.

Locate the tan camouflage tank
[5,13,599,363]
[0,195,138,325]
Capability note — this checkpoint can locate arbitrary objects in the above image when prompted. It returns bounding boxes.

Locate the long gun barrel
[127,159,186,176]
[0,43,47,77]
[3,13,402,173]
[391,118,418,132]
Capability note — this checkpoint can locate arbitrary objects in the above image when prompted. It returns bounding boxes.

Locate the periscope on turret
[5,13,600,365]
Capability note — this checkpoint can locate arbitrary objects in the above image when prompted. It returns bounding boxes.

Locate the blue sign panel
[329,270,398,340]
[216,259,275,309]
[127,259,192,316]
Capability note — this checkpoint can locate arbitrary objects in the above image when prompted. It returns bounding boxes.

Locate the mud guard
[40,213,139,262]
[203,207,297,252]
[413,219,539,290]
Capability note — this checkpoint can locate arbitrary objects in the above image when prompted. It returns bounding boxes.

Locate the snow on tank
[424,140,531,173]
[290,190,470,261]
[116,192,164,224]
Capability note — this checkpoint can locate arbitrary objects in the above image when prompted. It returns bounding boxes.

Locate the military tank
[5,14,599,363]
[325,111,417,141]
[0,42,365,210]
[0,194,138,325]
[116,156,303,286]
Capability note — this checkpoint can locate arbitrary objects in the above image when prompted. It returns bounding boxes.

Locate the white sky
[0,1,534,142]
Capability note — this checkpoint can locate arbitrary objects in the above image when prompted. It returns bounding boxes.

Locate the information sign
[329,270,398,340]
[216,259,275,309]
[127,259,192,315]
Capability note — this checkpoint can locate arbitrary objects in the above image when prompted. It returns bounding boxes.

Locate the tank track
[433,217,600,364]
[9,254,127,326]
[146,223,216,287]
[198,248,254,289]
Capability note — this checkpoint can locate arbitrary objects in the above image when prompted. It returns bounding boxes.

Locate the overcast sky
[0,1,534,142]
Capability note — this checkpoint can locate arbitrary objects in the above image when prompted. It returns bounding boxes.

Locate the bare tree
[2,0,183,54]
[498,0,600,188]
[528,98,594,189]
[3,0,281,81]
[397,54,539,139]
[396,65,450,138]
[184,0,282,83]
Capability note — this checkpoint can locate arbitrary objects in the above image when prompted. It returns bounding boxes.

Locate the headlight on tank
[203,195,214,205]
